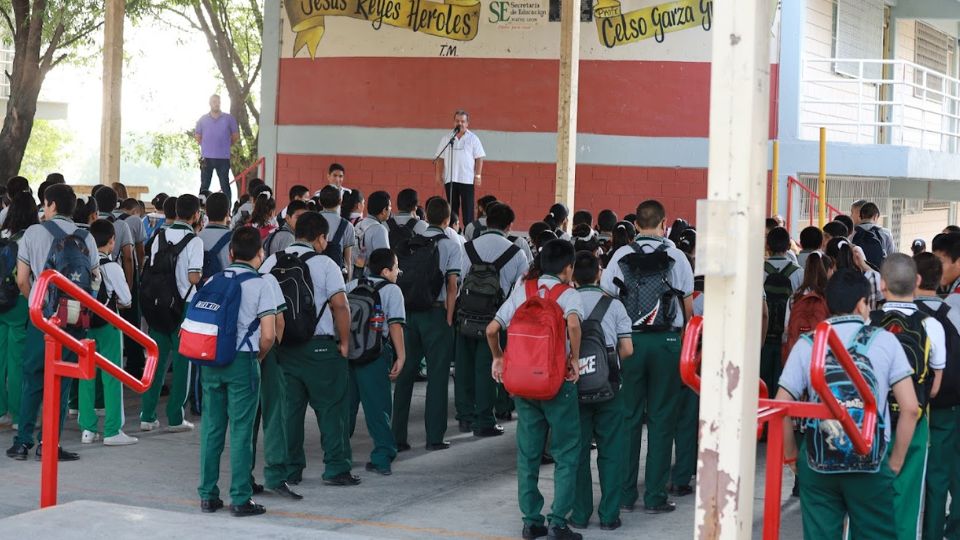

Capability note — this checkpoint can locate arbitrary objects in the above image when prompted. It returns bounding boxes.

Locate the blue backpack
[201,232,232,282]
[178,269,261,367]
[42,221,95,326]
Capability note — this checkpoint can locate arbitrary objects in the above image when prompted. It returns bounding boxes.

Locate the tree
[18,118,71,182]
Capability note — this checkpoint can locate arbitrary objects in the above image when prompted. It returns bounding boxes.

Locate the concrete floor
[0,378,803,539]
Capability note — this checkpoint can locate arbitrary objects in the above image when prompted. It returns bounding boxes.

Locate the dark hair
[93,186,118,214]
[90,219,116,248]
[230,226,262,262]
[822,221,849,241]
[250,196,276,227]
[859,202,880,220]
[597,210,617,233]
[915,252,944,291]
[945,225,960,234]
[285,199,309,220]
[1,191,39,234]
[933,232,960,263]
[341,189,364,219]
[825,269,871,315]
[667,218,690,246]
[289,184,309,201]
[623,213,636,225]
[528,221,551,250]
[825,237,857,270]
[318,185,342,210]
[73,196,98,224]
[612,221,637,253]
[206,192,230,222]
[45,173,65,185]
[396,188,418,213]
[764,217,779,230]
[163,196,178,220]
[176,194,201,221]
[573,250,601,285]
[544,203,568,230]
[45,184,77,217]
[120,198,140,212]
[368,248,396,276]
[152,193,168,212]
[329,162,345,174]
[794,252,833,301]
[572,210,592,228]
[799,226,823,250]
[6,176,30,197]
[676,228,697,256]
[486,202,515,231]
[834,215,854,236]
[766,226,791,254]
[636,200,666,230]
[426,197,451,226]
[477,195,498,216]
[252,184,272,199]
[537,239,575,277]
[572,223,599,253]
[294,211,328,241]
[246,178,265,197]
[367,191,391,217]
[537,230,559,248]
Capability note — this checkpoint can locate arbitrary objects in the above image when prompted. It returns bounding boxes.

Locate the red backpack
[503,280,572,401]
[784,292,830,358]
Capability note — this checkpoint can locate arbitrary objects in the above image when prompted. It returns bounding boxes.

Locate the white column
[259,0,282,189]
[554,0,581,221]
[99,0,124,186]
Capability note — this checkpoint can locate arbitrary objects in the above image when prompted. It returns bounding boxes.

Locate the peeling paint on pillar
[697,446,742,538]
[726,362,740,398]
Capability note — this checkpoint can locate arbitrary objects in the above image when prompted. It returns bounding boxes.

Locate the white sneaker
[103,430,138,446]
[68,409,79,417]
[0,414,11,427]
[81,430,102,444]
[140,420,160,432]
[166,419,195,433]
[95,408,105,417]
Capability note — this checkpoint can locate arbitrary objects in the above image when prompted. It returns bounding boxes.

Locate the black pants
[200,157,232,205]
[446,182,475,227]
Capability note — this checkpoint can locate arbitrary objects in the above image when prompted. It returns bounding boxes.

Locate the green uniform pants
[924,406,960,540]
[280,337,352,482]
[891,415,929,540]
[197,352,260,506]
[251,350,290,489]
[515,381,580,528]
[349,345,397,468]
[15,321,78,447]
[393,308,452,446]
[798,439,897,539]
[139,327,189,426]
[572,392,626,525]
[454,334,496,430]
[671,387,699,488]
[78,326,123,437]
[759,338,782,400]
[622,331,682,508]
[0,296,27,423]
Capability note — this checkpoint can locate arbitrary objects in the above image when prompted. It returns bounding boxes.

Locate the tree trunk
[0,67,43,182]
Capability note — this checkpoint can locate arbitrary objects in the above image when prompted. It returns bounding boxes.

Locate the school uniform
[494,275,583,529]
[857,222,896,257]
[761,255,804,400]
[345,276,405,470]
[320,210,355,269]
[118,211,147,376]
[388,214,429,236]
[260,243,353,482]
[463,217,486,242]
[353,216,390,275]
[392,226,460,448]
[99,212,134,263]
[570,285,630,526]
[14,216,100,448]
[0,230,27,427]
[139,221,204,428]
[455,229,529,432]
[248,273,287,490]
[197,263,273,506]
[231,201,254,229]
[600,234,694,510]
[198,224,232,271]
[263,224,295,257]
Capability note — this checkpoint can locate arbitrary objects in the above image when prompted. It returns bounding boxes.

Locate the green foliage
[124,129,198,170]
[18,119,72,183]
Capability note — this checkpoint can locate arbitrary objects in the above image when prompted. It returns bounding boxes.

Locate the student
[93,186,135,290]
[353,191,391,276]
[821,221,849,249]
[259,212,357,487]
[835,214,856,241]
[488,239,584,540]
[386,188,428,245]
[139,194,204,433]
[456,202,529,437]
[345,248,406,475]
[601,221,636,268]
[596,210,617,252]
[854,202,895,269]
[827,238,884,310]
[317,186,355,278]
[463,194,498,241]
[327,163,351,199]
[199,193,233,274]
[144,193,168,242]
[933,232,960,309]
[341,189,365,226]
[6,184,100,461]
[762,226,804,395]
[797,226,823,268]
[231,178,264,226]
[600,199,694,514]
[778,269,920,539]
[264,199,307,257]
[544,203,571,241]
[250,195,277,241]
[391,198,460,452]
[279,184,309,220]
[851,199,867,227]
[195,226,276,517]
[670,228,699,498]
[569,251,631,532]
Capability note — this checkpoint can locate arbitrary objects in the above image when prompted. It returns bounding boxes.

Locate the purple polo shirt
[196,113,238,159]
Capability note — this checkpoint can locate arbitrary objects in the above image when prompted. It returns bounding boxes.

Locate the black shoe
[791,480,800,497]
[200,498,224,513]
[521,524,548,539]
[458,420,473,433]
[397,442,412,453]
[365,462,392,476]
[251,481,264,494]
[35,444,79,462]
[547,524,582,539]
[671,484,694,497]
[271,482,303,500]
[474,425,504,437]
[6,442,28,460]
[644,501,677,514]
[323,472,362,486]
[541,453,555,465]
[495,411,512,421]
[620,503,636,513]
[567,520,588,529]
[425,441,451,451]
[599,518,622,531]
[230,500,266,517]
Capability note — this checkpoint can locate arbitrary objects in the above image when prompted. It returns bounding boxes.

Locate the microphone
[453,125,461,134]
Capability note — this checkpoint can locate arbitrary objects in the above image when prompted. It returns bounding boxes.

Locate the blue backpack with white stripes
[179,269,261,367]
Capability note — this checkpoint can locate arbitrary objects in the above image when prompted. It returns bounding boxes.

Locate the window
[832,0,884,80]
[914,22,954,103]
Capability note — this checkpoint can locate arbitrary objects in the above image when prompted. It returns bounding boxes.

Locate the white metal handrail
[801,57,960,153]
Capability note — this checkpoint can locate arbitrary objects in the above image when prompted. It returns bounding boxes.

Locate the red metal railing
[232,157,265,197]
[785,176,842,234]
[681,316,878,539]
[30,269,159,508]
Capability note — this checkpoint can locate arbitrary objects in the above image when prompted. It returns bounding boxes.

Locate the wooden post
[696,0,773,537]
[99,0,124,186]
[554,0,581,226]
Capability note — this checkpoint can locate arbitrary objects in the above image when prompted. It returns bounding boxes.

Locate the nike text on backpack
[270,250,324,346]
[346,278,390,364]
[763,261,801,340]
[0,234,21,313]
[42,221,95,328]
[395,235,445,312]
[853,226,886,271]
[322,218,349,269]
[802,324,887,473]
[614,242,686,332]
[141,229,195,334]
[201,232,232,282]
[577,296,618,404]
[179,270,262,367]
[456,242,521,339]
[386,218,417,249]
[503,280,572,401]
[90,255,119,328]
[869,309,931,430]
[917,301,960,408]
[785,292,831,355]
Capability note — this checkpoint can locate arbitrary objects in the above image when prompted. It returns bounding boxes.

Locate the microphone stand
[433,127,459,207]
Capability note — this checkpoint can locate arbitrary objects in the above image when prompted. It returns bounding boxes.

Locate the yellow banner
[288,0,481,58]
[594,0,712,48]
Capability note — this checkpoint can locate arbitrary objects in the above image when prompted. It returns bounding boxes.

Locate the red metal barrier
[232,157,265,197]
[30,269,159,508]
[785,176,841,234]
[681,316,877,539]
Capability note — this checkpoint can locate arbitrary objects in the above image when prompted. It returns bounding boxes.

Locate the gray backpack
[347,278,390,364]
[615,241,685,331]
[577,296,618,403]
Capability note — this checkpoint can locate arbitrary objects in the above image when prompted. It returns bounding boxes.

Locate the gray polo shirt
[577,285,632,348]
[346,276,406,337]
[260,242,346,337]
[119,212,146,245]
[462,230,530,298]
[97,255,132,308]
[421,226,462,302]
[147,222,204,302]
[321,210,356,255]
[946,279,960,314]
[198,224,232,271]
[494,275,583,328]
[355,216,390,263]
[220,263,276,353]
[464,217,487,242]
[264,225,295,257]
[18,216,101,286]
[100,212,133,262]
[389,214,429,236]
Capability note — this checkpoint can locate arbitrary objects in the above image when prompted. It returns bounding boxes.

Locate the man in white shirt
[435,110,485,226]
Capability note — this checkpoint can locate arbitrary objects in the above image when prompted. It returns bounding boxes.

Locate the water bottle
[370,304,385,333]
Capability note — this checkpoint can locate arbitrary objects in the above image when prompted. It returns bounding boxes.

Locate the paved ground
[0,377,803,539]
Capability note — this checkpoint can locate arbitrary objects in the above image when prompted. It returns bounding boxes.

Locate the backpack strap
[588,295,614,322]
[331,218,348,246]
[42,220,66,242]
[763,261,777,275]
[404,219,417,232]
[386,218,399,234]
[172,232,196,256]
[465,241,482,266]
[546,283,571,303]
[210,231,232,255]
[231,272,263,352]
[493,244,521,271]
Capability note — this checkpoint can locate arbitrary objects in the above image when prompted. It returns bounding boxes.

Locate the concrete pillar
[99,0,124,187]
[554,0,581,223]
[259,0,282,189]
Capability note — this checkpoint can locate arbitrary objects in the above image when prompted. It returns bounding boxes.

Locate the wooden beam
[554,0,581,227]
[99,0,124,187]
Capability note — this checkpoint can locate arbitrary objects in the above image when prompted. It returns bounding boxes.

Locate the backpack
[763,261,800,340]
[577,295,618,403]
[263,226,291,256]
[785,292,831,354]
[386,218,418,248]
[802,324,887,473]
[322,218,349,269]
[456,242,521,338]
[346,278,390,364]
[179,270,261,367]
[853,226,886,271]
[614,242,685,331]
[395,234,445,312]
[869,309,931,429]
[468,220,487,241]
[0,234,21,313]
[201,232,232,282]
[503,280,572,401]
[271,250,323,346]
[90,255,119,328]
[141,229,195,334]
[42,221,95,327]
[917,301,960,408]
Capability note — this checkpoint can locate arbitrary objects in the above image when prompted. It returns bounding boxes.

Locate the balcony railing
[801,58,960,153]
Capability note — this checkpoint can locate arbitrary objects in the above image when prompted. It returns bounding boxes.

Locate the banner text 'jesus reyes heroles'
[594,0,712,49]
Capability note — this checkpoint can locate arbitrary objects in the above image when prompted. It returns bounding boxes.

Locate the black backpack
[322,218,349,269]
[386,218,417,248]
[201,232,232,282]
[614,242,685,332]
[577,296,618,403]
[91,255,119,328]
[468,220,487,241]
[0,233,21,313]
[347,278,390,364]
[396,234,445,312]
[853,226,886,271]
[763,261,800,340]
[917,301,960,408]
[141,229,195,333]
[457,242,520,338]
[271,250,324,346]
[870,309,931,429]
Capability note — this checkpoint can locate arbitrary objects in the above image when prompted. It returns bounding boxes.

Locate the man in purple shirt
[195,94,239,205]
